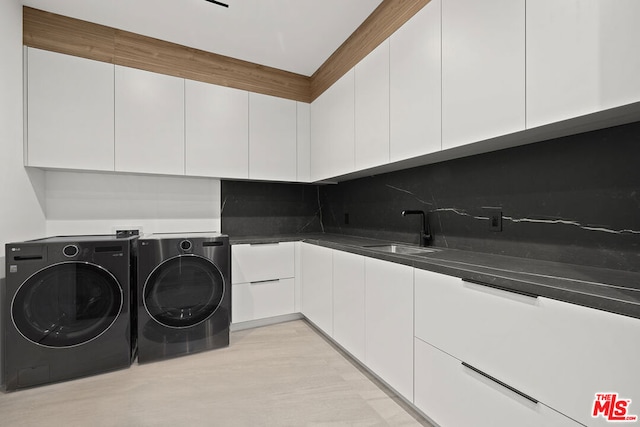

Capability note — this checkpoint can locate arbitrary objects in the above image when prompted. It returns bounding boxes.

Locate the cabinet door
[527,0,640,128]
[442,0,525,149]
[27,48,114,171]
[415,269,640,427]
[414,269,541,391]
[365,257,414,401]
[536,298,640,427]
[185,80,248,178]
[415,339,580,427]
[355,40,389,170]
[296,102,311,182]
[390,0,442,162]
[310,69,355,181]
[232,278,295,323]
[332,250,365,362]
[249,93,297,181]
[231,242,295,284]
[115,66,185,175]
[300,243,333,336]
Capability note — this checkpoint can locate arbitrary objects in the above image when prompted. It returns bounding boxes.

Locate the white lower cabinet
[414,338,579,427]
[300,243,333,336]
[232,242,295,284]
[365,257,414,401]
[232,278,294,323]
[231,242,295,324]
[332,250,365,362]
[414,268,640,427]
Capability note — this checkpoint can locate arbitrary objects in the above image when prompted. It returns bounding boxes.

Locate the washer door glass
[12,262,123,347]
[144,255,225,328]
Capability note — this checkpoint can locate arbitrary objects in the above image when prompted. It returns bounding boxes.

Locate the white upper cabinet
[296,102,311,182]
[355,39,390,170]
[390,0,442,162]
[185,80,248,179]
[441,0,525,149]
[115,66,185,175]
[310,69,355,182]
[527,0,640,128]
[248,92,297,182]
[26,48,115,171]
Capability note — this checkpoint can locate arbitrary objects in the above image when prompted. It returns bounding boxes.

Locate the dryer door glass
[12,262,123,347]
[144,255,225,328]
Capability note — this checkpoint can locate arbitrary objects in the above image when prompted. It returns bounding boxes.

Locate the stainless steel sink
[364,244,438,255]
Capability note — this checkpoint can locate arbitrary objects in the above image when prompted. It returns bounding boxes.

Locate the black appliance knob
[180,240,192,251]
[62,245,79,257]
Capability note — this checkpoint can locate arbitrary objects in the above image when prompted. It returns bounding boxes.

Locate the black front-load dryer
[3,235,137,391]
[137,233,230,363]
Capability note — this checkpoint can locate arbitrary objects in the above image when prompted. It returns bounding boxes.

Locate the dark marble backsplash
[320,121,640,272]
[221,121,640,272]
[220,180,323,236]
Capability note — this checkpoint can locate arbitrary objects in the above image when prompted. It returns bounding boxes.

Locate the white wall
[0,1,46,274]
[0,0,46,385]
[45,171,221,236]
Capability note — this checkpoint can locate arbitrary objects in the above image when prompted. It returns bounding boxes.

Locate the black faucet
[402,210,432,247]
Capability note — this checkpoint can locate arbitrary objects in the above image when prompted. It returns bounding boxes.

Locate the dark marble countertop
[229,233,640,320]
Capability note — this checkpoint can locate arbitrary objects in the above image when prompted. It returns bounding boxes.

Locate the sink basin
[364,244,438,255]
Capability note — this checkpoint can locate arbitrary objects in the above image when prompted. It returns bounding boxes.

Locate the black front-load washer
[3,235,137,391]
[137,233,230,363]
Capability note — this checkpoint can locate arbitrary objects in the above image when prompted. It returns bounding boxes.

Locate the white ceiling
[21,0,383,76]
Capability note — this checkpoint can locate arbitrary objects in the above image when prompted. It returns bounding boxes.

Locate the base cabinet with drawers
[414,338,579,427]
[232,241,638,427]
[231,242,295,324]
[414,268,640,427]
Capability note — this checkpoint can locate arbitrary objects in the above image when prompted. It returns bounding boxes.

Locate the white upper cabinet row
[26,1,640,183]
[25,47,308,182]
[311,0,640,180]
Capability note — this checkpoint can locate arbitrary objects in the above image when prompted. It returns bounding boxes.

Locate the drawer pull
[461,361,539,404]
[250,279,280,285]
[462,278,539,299]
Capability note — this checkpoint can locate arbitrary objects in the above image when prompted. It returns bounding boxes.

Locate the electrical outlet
[484,208,502,232]
[344,213,350,225]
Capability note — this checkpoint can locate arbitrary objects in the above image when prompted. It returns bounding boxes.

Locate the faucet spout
[402,210,432,247]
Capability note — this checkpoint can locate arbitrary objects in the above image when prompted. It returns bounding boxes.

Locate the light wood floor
[0,320,433,427]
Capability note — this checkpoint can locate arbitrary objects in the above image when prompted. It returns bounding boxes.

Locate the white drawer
[415,338,580,427]
[415,268,541,394]
[231,242,295,284]
[232,278,295,323]
[414,268,640,427]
